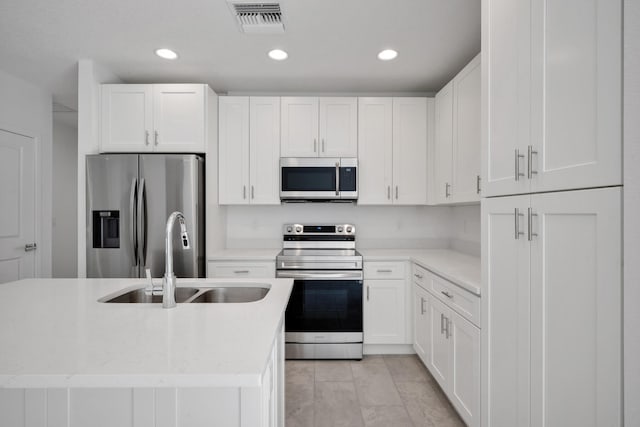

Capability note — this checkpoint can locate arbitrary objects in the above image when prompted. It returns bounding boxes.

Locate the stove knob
[337,226,344,232]
[295,226,302,233]
[286,226,293,233]
[346,226,353,233]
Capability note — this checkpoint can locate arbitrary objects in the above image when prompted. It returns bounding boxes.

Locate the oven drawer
[208,261,275,278]
[364,261,406,279]
[427,270,480,327]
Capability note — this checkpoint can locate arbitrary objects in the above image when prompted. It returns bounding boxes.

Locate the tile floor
[285,355,465,427]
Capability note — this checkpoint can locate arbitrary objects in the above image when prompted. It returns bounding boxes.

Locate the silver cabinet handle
[145,130,150,146]
[251,185,255,199]
[441,290,453,299]
[234,270,249,274]
[515,149,525,181]
[335,162,340,196]
[414,273,423,279]
[366,285,370,301]
[243,185,246,199]
[445,182,451,198]
[420,297,425,315]
[154,131,159,146]
[377,269,392,273]
[314,139,317,152]
[24,243,37,252]
[527,207,538,241]
[395,186,399,200]
[514,208,524,240]
[440,313,445,334]
[527,145,538,179]
[322,139,325,152]
[476,175,481,194]
[387,186,391,200]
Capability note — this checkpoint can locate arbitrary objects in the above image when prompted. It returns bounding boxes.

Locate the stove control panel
[283,224,356,236]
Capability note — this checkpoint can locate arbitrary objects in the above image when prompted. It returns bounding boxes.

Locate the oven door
[280,158,339,200]
[276,270,363,343]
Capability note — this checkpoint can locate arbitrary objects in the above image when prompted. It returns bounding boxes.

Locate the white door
[452,54,481,203]
[357,98,393,205]
[218,96,250,204]
[249,97,280,205]
[434,82,454,203]
[363,280,405,344]
[0,130,36,283]
[481,194,531,427]
[318,97,357,157]
[413,283,431,364]
[481,0,531,197]
[529,188,621,427]
[428,296,450,391]
[280,97,318,157]
[450,311,481,427]
[392,98,429,204]
[101,84,153,152]
[529,0,622,193]
[152,84,206,153]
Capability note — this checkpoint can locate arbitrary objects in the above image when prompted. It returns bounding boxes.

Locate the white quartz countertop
[0,277,293,388]
[208,248,281,261]
[359,249,481,296]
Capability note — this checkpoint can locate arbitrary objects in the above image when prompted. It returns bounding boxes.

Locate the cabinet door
[452,54,481,203]
[218,96,249,204]
[450,311,481,427]
[357,98,393,204]
[280,97,318,157]
[529,0,621,193]
[481,194,531,427]
[152,84,206,152]
[101,84,153,152]
[434,82,454,204]
[529,188,621,427]
[392,98,429,204]
[249,97,280,205]
[428,296,451,390]
[413,283,431,365]
[482,0,531,197]
[363,280,405,344]
[318,97,357,157]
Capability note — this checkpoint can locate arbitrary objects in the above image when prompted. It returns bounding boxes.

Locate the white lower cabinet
[414,264,480,427]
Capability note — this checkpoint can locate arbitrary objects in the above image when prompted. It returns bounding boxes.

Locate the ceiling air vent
[227,1,285,34]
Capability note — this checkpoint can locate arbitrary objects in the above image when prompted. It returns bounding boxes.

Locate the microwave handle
[335,162,340,196]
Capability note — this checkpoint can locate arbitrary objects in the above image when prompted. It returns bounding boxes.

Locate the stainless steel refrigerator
[86,154,204,278]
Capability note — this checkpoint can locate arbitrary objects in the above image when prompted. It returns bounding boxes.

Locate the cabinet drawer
[428,271,480,327]
[412,263,428,288]
[364,261,406,279]
[208,262,275,278]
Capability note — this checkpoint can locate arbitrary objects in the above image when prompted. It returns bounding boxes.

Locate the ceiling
[0,0,480,110]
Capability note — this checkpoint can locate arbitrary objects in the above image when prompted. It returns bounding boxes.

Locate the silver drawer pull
[376,269,393,273]
[414,273,423,279]
[25,243,37,252]
[441,290,453,299]
[234,270,249,274]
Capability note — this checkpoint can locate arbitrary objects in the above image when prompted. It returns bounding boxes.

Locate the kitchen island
[0,277,293,427]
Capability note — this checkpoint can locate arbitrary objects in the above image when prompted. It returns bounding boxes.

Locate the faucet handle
[144,268,163,296]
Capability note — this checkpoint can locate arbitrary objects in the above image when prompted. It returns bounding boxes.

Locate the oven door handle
[276,270,363,281]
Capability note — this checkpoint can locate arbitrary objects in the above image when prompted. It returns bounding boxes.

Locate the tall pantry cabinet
[481,0,623,426]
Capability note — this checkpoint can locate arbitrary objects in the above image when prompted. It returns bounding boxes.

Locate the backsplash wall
[226,204,457,250]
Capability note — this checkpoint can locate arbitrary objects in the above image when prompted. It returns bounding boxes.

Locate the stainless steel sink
[190,287,270,303]
[101,287,199,303]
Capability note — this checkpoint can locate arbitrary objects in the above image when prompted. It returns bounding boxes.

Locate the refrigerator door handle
[137,178,147,267]
[129,178,138,266]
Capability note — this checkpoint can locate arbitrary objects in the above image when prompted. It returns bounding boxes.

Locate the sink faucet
[162,211,191,308]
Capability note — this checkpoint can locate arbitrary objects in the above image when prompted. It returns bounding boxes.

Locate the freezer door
[139,155,204,278]
[86,154,139,278]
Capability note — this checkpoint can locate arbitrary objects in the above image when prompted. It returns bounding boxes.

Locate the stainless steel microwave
[280,158,358,201]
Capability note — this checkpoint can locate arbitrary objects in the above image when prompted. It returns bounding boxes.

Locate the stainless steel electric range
[276,224,363,360]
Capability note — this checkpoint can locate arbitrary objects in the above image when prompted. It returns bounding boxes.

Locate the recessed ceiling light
[377,49,398,61]
[268,49,288,61]
[155,48,178,60]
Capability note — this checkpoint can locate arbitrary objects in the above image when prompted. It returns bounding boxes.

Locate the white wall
[225,204,453,249]
[0,69,52,277]
[450,205,481,256]
[52,118,77,277]
[624,0,640,424]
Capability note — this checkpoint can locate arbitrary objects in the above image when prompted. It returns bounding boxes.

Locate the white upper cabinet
[280,97,318,157]
[433,82,454,204]
[357,98,393,204]
[101,84,207,153]
[319,97,358,157]
[482,0,622,197]
[218,96,280,205]
[392,97,430,205]
[101,85,153,152]
[281,97,357,157]
[451,55,481,203]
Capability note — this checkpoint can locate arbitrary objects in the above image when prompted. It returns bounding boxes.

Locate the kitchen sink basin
[190,287,270,303]
[101,287,199,303]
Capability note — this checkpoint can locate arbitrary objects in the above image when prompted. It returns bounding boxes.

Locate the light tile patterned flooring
[285,355,465,427]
